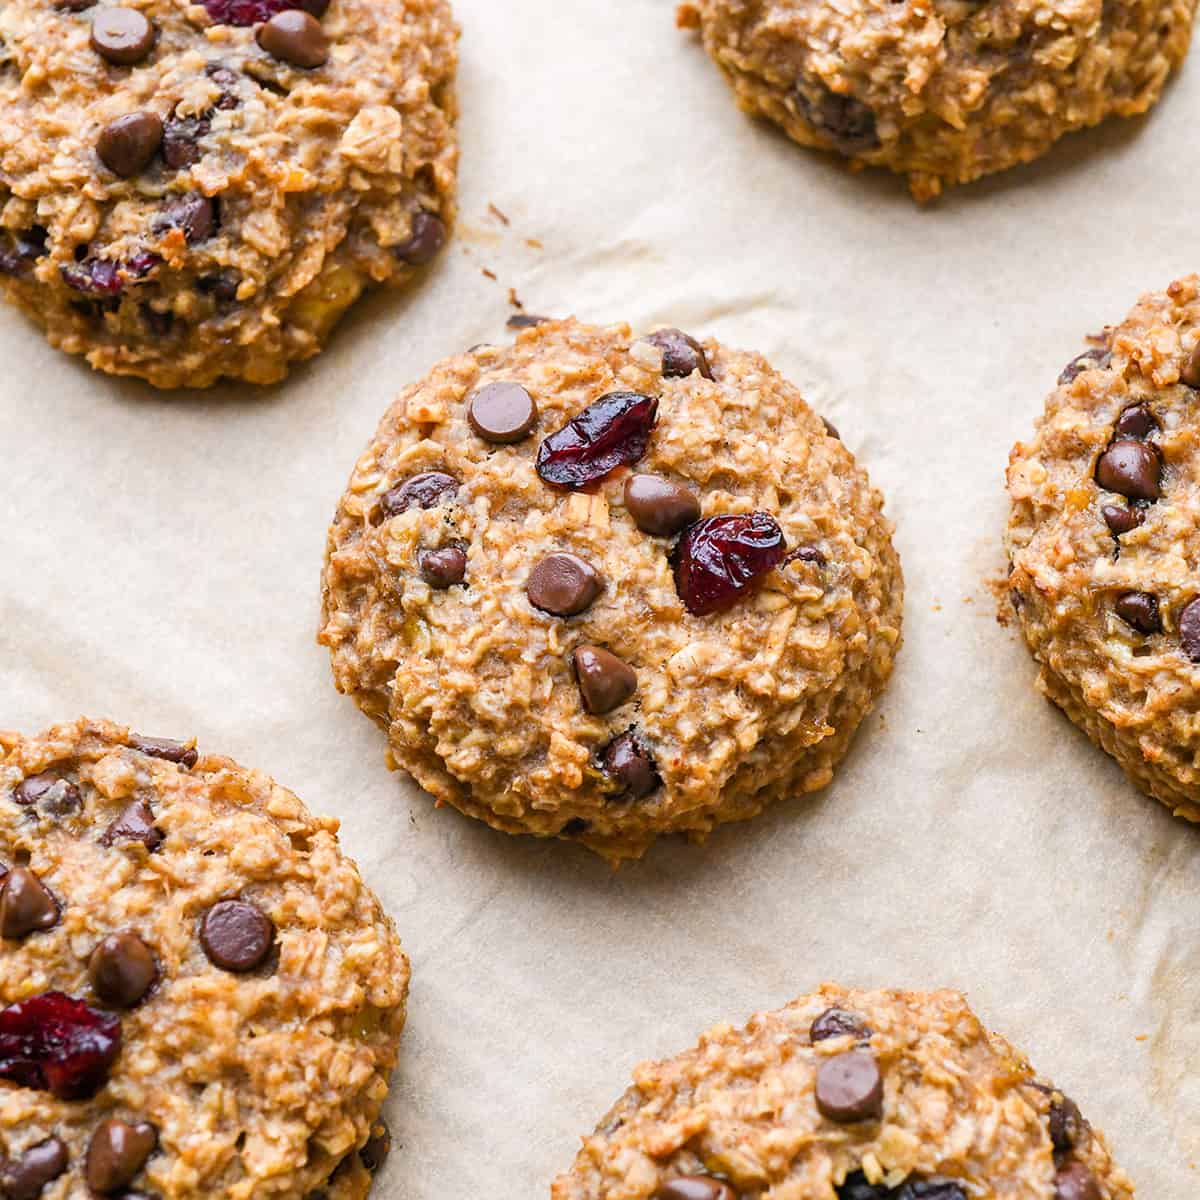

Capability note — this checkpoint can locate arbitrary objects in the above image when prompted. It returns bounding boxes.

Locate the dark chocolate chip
[897,1183,967,1200]
[559,817,589,838]
[129,735,198,768]
[1054,1162,1101,1200]
[418,545,467,589]
[810,1007,871,1043]
[12,773,81,816]
[600,729,660,800]
[200,899,274,972]
[162,110,210,170]
[0,1138,69,1200]
[1102,504,1144,536]
[794,78,879,153]
[90,7,155,65]
[1058,348,1111,386]
[151,194,216,244]
[358,1122,391,1174]
[1048,1092,1084,1152]
[526,553,602,617]
[256,10,328,68]
[378,470,459,519]
[394,212,446,266]
[822,416,841,440]
[468,381,538,444]
[1114,591,1161,635]
[198,268,241,302]
[835,1172,890,1200]
[1094,439,1160,502]
[506,313,549,330]
[97,112,163,178]
[86,1119,156,1195]
[652,1177,736,1200]
[1113,404,1157,439]
[101,801,164,852]
[623,474,701,537]
[1179,597,1200,662]
[643,329,712,380]
[815,1050,883,1123]
[0,868,60,940]
[1181,341,1200,389]
[88,932,158,1008]
[572,645,637,714]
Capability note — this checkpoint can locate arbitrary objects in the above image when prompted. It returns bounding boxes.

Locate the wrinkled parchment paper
[3,1,1199,1194]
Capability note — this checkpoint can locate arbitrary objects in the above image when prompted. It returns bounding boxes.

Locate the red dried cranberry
[200,0,325,26]
[672,513,788,616]
[535,392,658,490]
[0,991,122,1099]
[60,252,159,296]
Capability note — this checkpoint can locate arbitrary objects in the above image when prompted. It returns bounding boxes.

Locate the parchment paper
[2,1,1198,1194]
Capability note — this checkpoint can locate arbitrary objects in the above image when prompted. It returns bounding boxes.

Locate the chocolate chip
[1094,439,1160,501]
[204,61,242,108]
[1181,341,1200,388]
[822,416,841,440]
[794,78,879,154]
[418,545,467,589]
[1114,591,1161,635]
[0,1138,68,1200]
[1047,1092,1084,1152]
[257,10,328,68]
[572,645,637,714]
[88,931,158,1008]
[526,553,602,616]
[394,211,446,265]
[1058,348,1111,386]
[130,735,198,768]
[652,1178,736,1200]
[90,7,155,65]
[101,801,164,852]
[600,729,660,800]
[1054,1162,1101,1200]
[1113,404,1157,439]
[559,817,589,837]
[897,1184,967,1200]
[358,1121,390,1173]
[12,773,81,816]
[643,329,712,380]
[810,1007,871,1043]
[506,313,549,330]
[0,868,60,940]
[151,194,216,244]
[162,110,210,170]
[815,1050,883,1123]
[198,268,241,303]
[1102,504,1144,536]
[86,1119,156,1195]
[468,381,538,444]
[1179,597,1200,662]
[623,474,701,537]
[378,470,459,519]
[97,112,163,178]
[200,899,274,972]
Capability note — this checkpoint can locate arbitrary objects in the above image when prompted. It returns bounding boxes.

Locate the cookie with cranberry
[319,318,902,863]
[0,0,457,388]
[0,717,409,1199]
[676,0,1196,202]
[552,984,1131,1200]
[1007,274,1200,826]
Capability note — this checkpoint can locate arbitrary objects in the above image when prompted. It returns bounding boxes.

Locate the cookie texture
[0,717,409,1199]
[0,0,458,388]
[552,985,1132,1200]
[677,0,1197,201]
[1006,274,1200,826]
[319,318,902,864]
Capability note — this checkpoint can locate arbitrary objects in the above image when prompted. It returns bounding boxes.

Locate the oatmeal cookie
[0,717,409,1199]
[0,0,457,388]
[1006,274,1200,826]
[676,0,1196,201]
[552,984,1131,1200]
[319,318,902,864]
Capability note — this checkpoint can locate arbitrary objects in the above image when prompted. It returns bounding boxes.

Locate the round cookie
[0,717,409,1199]
[1006,274,1200,826]
[552,985,1131,1200]
[0,0,458,388]
[676,0,1197,202]
[319,318,902,864]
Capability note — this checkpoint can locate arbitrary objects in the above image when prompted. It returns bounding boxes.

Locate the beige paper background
[2,0,1199,1194]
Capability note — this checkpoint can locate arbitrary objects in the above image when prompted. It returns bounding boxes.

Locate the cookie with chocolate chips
[0,717,408,1199]
[320,318,902,863]
[0,0,458,388]
[551,985,1132,1200]
[1008,274,1200,826]
[676,0,1197,201]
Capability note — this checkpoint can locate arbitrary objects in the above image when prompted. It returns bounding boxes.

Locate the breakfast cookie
[319,318,902,864]
[0,717,409,1199]
[1007,274,1200,826]
[676,0,1196,201]
[0,0,457,388]
[552,984,1131,1200]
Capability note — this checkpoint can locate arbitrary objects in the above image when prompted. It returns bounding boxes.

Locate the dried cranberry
[0,991,122,1100]
[200,0,325,26]
[60,252,159,296]
[204,62,242,109]
[672,513,788,616]
[535,392,658,490]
